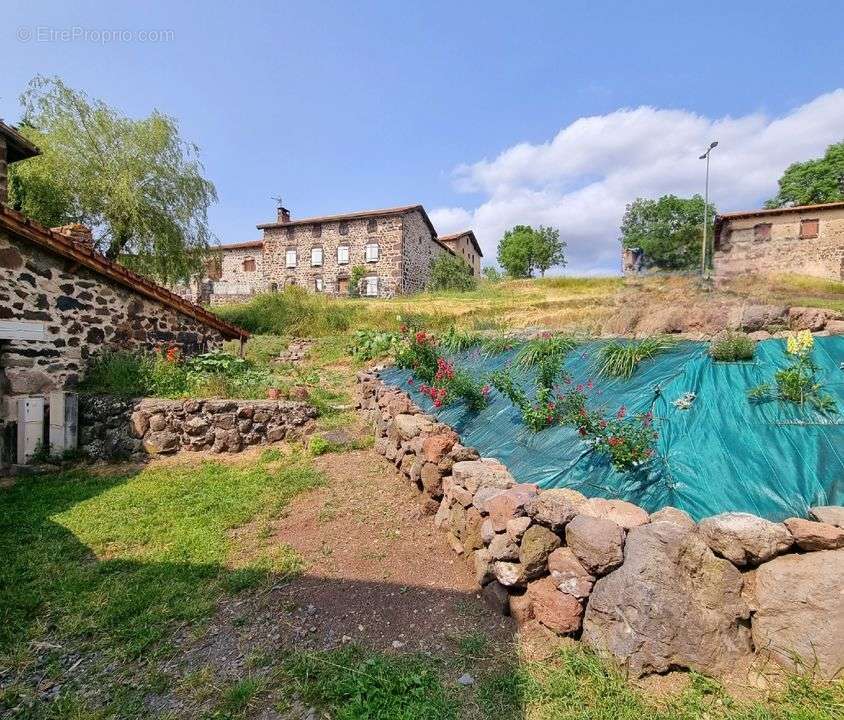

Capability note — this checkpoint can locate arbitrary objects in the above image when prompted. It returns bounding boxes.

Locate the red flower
[576,384,584,393]
[578,427,587,436]
[599,420,607,430]
[616,406,627,420]
[407,378,414,385]
[586,379,594,389]
[481,384,491,396]
[434,399,442,408]
[400,324,408,333]
[643,410,653,426]
[607,436,623,447]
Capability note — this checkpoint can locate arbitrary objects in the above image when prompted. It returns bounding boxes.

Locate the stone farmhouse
[0,120,247,465]
[714,201,844,281]
[181,205,482,304]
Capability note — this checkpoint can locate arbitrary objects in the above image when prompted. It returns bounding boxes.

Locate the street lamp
[699,141,718,277]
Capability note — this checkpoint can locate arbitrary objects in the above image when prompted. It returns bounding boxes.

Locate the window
[270,282,278,292]
[312,224,322,238]
[367,218,377,233]
[337,245,350,265]
[337,277,349,295]
[242,257,256,272]
[800,218,819,239]
[285,249,297,268]
[364,276,379,297]
[753,223,771,241]
[339,221,349,235]
[365,243,379,262]
[311,246,323,267]
[314,277,324,292]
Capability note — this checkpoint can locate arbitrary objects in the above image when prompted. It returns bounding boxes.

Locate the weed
[710,332,756,362]
[597,337,676,378]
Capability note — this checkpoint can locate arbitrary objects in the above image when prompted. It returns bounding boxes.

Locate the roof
[216,240,264,251]
[714,200,844,233]
[0,205,248,340]
[0,120,40,163]
[257,203,440,238]
[439,230,483,258]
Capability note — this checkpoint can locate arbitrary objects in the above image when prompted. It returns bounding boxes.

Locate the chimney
[52,223,95,250]
[277,206,291,224]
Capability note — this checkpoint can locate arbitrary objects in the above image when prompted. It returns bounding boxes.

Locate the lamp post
[699,141,718,277]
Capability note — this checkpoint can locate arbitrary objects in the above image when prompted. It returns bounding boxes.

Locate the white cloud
[432,90,844,274]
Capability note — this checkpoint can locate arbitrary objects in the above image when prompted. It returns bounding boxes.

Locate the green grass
[0,457,324,663]
[710,331,756,362]
[597,337,677,378]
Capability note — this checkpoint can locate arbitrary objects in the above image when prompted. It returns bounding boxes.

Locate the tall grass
[597,337,676,378]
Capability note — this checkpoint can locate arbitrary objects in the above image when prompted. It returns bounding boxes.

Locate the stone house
[0,121,247,463]
[714,202,844,281]
[439,230,483,277]
[184,204,476,303]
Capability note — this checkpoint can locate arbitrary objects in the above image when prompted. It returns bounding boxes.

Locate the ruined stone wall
[715,208,844,281]
[0,229,225,400]
[78,395,316,459]
[400,209,447,293]
[262,214,404,298]
[357,370,844,680]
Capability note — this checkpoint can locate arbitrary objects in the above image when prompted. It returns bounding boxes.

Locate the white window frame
[311,247,323,267]
[337,245,350,265]
[365,243,379,262]
[314,277,324,292]
[364,276,379,297]
[285,249,297,268]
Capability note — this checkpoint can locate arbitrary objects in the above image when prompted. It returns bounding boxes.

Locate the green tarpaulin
[380,336,844,521]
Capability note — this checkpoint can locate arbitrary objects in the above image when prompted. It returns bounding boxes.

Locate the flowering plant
[591,408,658,470]
[395,328,440,383]
[748,330,836,412]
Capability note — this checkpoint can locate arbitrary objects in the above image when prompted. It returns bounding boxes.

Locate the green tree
[766,140,844,208]
[347,265,367,298]
[497,224,566,278]
[482,266,503,282]
[427,253,477,292]
[619,194,715,271]
[532,225,566,277]
[8,75,217,284]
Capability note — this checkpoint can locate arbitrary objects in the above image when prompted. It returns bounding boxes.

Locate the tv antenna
[271,195,284,208]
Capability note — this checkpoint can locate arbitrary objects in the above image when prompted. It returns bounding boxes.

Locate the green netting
[380,336,844,521]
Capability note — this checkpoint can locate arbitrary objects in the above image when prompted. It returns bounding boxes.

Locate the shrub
[748,330,836,412]
[79,350,151,397]
[482,267,503,282]
[395,329,440,383]
[417,358,489,411]
[427,253,477,292]
[348,265,367,298]
[597,337,676,379]
[347,329,401,361]
[709,332,755,362]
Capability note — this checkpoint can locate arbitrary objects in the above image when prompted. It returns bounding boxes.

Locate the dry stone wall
[357,369,844,679]
[79,395,316,460]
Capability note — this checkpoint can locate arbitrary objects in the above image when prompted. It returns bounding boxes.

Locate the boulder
[472,486,506,513]
[184,416,210,436]
[509,592,534,625]
[486,486,538,531]
[729,304,787,332]
[506,516,532,542]
[462,507,485,553]
[547,547,595,599]
[526,577,584,635]
[788,306,831,331]
[809,505,844,528]
[148,414,167,432]
[480,518,496,544]
[524,488,586,531]
[420,463,444,496]
[783,517,844,551]
[489,533,519,561]
[578,498,650,529]
[473,548,495,586]
[142,430,179,455]
[519,524,561,576]
[826,319,844,335]
[582,522,752,677]
[129,411,149,438]
[452,459,514,494]
[747,330,772,341]
[565,515,625,576]
[650,506,695,529]
[751,549,844,679]
[394,413,430,440]
[493,561,528,587]
[421,429,459,463]
[697,512,793,566]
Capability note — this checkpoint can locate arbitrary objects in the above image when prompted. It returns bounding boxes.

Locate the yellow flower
[786,330,814,356]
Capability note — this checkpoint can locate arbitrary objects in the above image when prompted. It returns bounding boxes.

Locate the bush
[347,329,401,361]
[214,286,357,336]
[348,265,367,298]
[482,267,503,282]
[709,332,755,362]
[427,254,477,292]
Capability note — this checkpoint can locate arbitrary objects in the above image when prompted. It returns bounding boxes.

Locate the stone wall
[715,207,844,281]
[0,229,226,401]
[357,370,844,679]
[262,213,404,298]
[79,395,316,459]
[400,209,448,293]
[218,246,266,291]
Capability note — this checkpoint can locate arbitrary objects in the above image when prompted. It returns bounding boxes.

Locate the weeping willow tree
[8,75,217,284]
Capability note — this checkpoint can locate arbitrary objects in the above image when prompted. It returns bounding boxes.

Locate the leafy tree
[347,265,367,298]
[8,75,217,284]
[619,195,715,271]
[766,140,844,208]
[427,253,477,292]
[497,224,565,278]
[532,225,566,277]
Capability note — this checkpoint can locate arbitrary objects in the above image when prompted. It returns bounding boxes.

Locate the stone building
[714,201,844,281]
[184,204,476,303]
[0,121,247,463]
[439,230,483,277]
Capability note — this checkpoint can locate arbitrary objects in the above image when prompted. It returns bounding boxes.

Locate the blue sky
[3,1,844,273]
